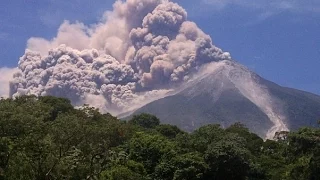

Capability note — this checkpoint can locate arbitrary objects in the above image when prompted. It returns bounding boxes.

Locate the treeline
[0,96,319,180]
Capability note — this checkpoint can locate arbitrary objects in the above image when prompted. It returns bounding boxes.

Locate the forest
[0,96,319,180]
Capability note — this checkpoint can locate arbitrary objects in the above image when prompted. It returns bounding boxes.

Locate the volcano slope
[130,61,320,138]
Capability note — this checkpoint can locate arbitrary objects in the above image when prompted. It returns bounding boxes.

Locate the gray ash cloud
[10,0,231,115]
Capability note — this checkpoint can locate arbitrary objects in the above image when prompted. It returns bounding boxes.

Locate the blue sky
[0,0,319,94]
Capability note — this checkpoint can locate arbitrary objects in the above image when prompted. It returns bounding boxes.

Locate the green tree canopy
[129,113,160,129]
[0,95,319,180]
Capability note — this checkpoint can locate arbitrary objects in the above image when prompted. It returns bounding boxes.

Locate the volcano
[128,60,320,138]
[6,0,320,139]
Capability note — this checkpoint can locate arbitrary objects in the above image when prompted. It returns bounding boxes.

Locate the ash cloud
[10,0,231,115]
[0,67,17,98]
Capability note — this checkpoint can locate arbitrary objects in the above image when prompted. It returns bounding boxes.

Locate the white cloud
[0,67,17,98]
[27,20,91,55]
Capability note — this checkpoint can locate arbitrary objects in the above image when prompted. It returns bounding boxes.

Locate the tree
[189,124,225,153]
[38,96,74,121]
[101,166,145,180]
[156,124,184,139]
[153,152,207,180]
[204,134,251,180]
[128,132,176,175]
[172,152,207,180]
[226,123,264,155]
[1,95,320,180]
[288,127,320,155]
[0,96,133,179]
[309,148,320,180]
[129,113,160,129]
[286,127,320,180]
[100,152,147,180]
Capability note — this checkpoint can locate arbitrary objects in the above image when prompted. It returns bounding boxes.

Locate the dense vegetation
[0,96,319,180]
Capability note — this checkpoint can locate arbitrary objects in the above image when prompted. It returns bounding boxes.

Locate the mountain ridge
[128,61,320,138]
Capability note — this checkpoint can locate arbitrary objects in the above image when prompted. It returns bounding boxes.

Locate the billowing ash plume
[0,67,17,98]
[10,0,231,114]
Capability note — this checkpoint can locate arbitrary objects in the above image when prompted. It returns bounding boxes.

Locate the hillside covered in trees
[0,96,319,180]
